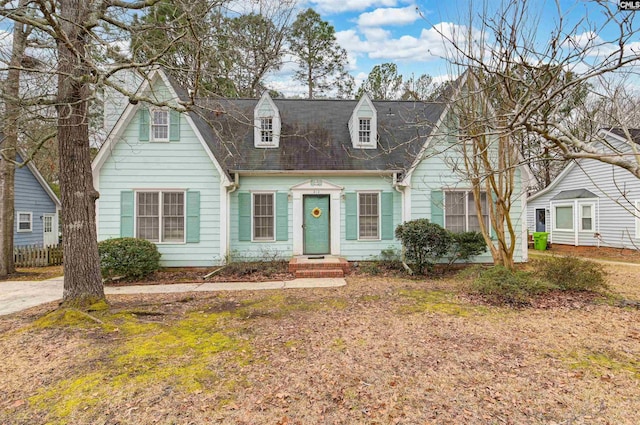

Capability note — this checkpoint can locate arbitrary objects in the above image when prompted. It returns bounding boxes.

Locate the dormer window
[349,93,377,149]
[359,118,371,144]
[254,92,280,148]
[152,109,169,141]
[260,117,274,145]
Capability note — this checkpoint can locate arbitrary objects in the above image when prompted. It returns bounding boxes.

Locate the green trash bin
[533,232,548,251]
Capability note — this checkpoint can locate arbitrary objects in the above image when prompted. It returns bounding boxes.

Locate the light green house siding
[409,132,526,263]
[229,175,401,261]
[96,79,223,267]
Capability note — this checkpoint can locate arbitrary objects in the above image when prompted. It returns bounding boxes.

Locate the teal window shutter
[489,192,497,238]
[276,192,288,241]
[431,190,444,226]
[345,193,357,240]
[186,191,200,243]
[139,108,149,141]
[120,191,134,237]
[238,192,251,241]
[169,110,180,141]
[381,192,394,240]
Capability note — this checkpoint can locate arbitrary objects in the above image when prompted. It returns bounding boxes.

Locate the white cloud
[336,22,473,63]
[308,0,398,14]
[563,31,640,60]
[357,5,420,27]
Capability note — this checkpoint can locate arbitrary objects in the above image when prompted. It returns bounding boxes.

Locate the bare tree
[426,0,640,268]
[438,0,640,176]
[0,0,229,307]
[0,0,31,278]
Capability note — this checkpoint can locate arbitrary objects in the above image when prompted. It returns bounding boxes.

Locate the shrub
[448,231,487,264]
[395,219,452,274]
[470,266,557,305]
[538,256,609,292]
[98,237,161,280]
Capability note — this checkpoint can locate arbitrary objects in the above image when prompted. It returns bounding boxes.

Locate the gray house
[14,152,60,247]
[527,128,640,249]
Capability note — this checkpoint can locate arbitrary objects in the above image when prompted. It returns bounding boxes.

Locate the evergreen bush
[98,237,161,280]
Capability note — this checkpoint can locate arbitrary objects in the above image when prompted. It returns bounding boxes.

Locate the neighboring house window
[636,201,640,239]
[44,216,53,233]
[359,118,371,145]
[16,212,32,232]
[444,191,489,233]
[136,191,185,243]
[260,117,273,144]
[151,109,169,141]
[554,204,573,231]
[358,192,379,239]
[580,204,594,231]
[253,193,274,241]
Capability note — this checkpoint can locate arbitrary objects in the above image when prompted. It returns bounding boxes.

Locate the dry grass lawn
[1,262,639,424]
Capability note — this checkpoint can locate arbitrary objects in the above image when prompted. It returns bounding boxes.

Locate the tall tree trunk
[57,0,104,307]
[0,5,29,278]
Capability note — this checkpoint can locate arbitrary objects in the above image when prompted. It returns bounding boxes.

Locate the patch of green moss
[284,339,301,349]
[29,308,253,422]
[359,294,381,302]
[29,371,106,422]
[88,299,110,311]
[113,311,250,390]
[562,350,640,379]
[331,337,347,351]
[317,297,348,310]
[397,289,488,316]
[32,309,105,329]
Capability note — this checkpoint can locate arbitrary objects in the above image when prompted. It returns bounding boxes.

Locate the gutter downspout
[224,173,239,263]
[393,172,413,275]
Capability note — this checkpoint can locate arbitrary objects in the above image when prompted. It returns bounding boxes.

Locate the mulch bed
[105,263,295,286]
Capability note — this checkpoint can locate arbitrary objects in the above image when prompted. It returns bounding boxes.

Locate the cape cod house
[92,69,528,267]
[527,128,640,249]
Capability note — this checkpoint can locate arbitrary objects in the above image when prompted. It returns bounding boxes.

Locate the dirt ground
[1,259,639,425]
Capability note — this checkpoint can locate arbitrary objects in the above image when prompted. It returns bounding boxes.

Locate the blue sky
[268,0,640,96]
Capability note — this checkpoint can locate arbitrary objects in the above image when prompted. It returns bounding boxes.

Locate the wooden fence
[13,244,63,267]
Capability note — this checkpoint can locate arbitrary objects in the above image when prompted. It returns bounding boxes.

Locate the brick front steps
[288,256,350,278]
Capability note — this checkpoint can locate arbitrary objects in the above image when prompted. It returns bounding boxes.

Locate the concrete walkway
[0,277,346,316]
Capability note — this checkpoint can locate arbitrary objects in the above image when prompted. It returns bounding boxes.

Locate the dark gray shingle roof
[551,189,598,200]
[185,98,445,177]
[163,71,453,178]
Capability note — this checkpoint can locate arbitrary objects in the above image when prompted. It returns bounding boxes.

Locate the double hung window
[136,191,185,242]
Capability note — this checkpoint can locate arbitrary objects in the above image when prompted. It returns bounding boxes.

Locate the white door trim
[290,180,343,256]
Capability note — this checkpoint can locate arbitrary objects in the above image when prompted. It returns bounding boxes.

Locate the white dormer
[348,93,377,149]
[254,92,281,148]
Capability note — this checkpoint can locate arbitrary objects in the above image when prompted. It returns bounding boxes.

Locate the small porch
[288,255,350,278]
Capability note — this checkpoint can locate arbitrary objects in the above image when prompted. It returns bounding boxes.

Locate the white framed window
[444,191,489,233]
[358,192,380,240]
[553,204,574,231]
[260,117,273,145]
[17,212,32,232]
[253,192,274,241]
[136,191,185,243]
[151,109,169,141]
[579,203,594,231]
[358,118,371,145]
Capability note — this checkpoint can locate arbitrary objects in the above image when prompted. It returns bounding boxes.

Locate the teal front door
[303,195,330,255]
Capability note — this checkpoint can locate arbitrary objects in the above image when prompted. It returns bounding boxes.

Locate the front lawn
[1,264,639,424]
